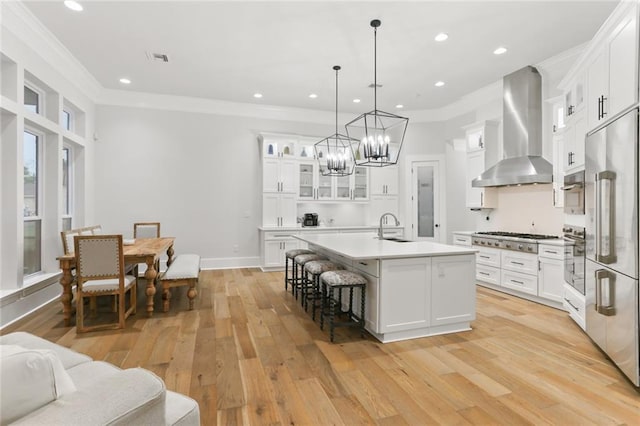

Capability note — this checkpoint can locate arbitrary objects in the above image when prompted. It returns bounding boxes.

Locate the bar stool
[319,270,367,343]
[293,253,326,300]
[303,260,341,320]
[284,249,313,291]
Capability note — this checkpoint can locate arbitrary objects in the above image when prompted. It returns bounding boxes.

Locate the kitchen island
[296,233,478,343]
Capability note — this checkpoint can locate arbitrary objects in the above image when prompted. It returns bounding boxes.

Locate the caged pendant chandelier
[314,65,357,176]
[345,19,409,167]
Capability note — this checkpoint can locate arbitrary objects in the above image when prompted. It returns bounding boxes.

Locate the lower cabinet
[261,231,299,269]
[431,255,476,326]
[379,258,432,333]
[538,245,564,303]
[563,283,586,330]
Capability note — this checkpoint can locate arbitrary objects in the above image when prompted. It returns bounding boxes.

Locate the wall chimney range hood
[472,66,552,187]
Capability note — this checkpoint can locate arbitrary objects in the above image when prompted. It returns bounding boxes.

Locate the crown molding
[1,2,102,101]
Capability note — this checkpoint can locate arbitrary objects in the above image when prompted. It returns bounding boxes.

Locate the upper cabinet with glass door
[298,161,334,201]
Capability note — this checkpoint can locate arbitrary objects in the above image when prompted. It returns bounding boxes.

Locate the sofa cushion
[0,345,77,424]
[0,332,92,369]
[66,360,121,390]
[165,390,201,426]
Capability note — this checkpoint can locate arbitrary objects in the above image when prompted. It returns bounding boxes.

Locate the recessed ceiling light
[309,93,317,99]
[435,81,445,87]
[353,99,361,103]
[253,93,263,98]
[119,78,131,84]
[493,47,508,55]
[395,104,404,109]
[64,1,83,11]
[434,33,448,42]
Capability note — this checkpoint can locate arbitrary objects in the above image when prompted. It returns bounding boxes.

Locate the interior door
[411,161,440,241]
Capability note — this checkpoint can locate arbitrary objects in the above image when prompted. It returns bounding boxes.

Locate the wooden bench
[159,254,200,312]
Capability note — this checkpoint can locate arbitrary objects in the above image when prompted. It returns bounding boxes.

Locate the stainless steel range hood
[472,66,552,187]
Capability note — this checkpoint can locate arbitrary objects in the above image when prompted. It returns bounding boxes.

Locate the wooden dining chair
[134,222,161,239]
[133,222,161,277]
[74,235,137,333]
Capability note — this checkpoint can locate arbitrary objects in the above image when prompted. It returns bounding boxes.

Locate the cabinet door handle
[564,297,579,312]
[511,279,525,285]
[601,96,607,118]
[479,271,490,276]
[538,260,541,271]
[480,192,484,206]
[511,261,524,266]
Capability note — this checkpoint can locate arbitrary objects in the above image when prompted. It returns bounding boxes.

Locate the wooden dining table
[56,237,175,326]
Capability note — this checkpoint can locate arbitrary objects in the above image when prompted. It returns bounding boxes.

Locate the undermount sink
[382,237,412,243]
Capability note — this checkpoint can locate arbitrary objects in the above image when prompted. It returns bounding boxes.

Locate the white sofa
[0,332,200,425]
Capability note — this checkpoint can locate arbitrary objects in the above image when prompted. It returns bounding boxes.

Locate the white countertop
[295,233,477,260]
[538,238,565,247]
[259,225,403,232]
[452,230,476,235]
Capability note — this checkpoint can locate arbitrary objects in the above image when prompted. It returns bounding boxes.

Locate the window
[24,130,42,275]
[62,146,72,230]
[24,85,40,114]
[62,110,72,131]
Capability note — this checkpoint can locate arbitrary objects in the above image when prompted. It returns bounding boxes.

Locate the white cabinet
[564,75,586,122]
[586,5,638,131]
[475,246,501,286]
[369,195,399,226]
[335,166,369,201]
[261,135,297,159]
[262,193,296,227]
[379,258,432,333]
[500,251,538,296]
[562,110,586,174]
[370,166,398,195]
[563,283,586,330]
[261,231,299,269]
[464,121,499,209]
[263,158,296,193]
[297,162,334,200]
[538,244,564,303]
[452,233,472,247]
[431,255,476,326]
[552,133,564,208]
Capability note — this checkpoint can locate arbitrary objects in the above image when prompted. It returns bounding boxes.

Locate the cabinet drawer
[476,265,500,286]
[563,284,586,330]
[501,251,537,275]
[538,244,564,260]
[264,232,296,241]
[476,247,501,267]
[501,269,537,295]
[453,234,472,247]
[353,259,379,278]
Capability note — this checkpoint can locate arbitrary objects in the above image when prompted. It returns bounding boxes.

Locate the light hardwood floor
[4,269,639,425]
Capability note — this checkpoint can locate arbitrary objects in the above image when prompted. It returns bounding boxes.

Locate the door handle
[595,269,615,316]
[595,170,617,264]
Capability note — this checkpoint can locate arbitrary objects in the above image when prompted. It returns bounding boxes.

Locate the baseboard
[199,256,261,270]
[0,278,61,330]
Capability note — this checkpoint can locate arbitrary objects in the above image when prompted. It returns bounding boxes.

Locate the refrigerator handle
[595,170,618,264]
[595,269,616,316]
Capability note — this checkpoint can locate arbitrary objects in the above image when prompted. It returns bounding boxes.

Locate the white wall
[95,105,336,268]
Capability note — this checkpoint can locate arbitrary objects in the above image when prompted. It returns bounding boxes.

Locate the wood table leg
[59,260,74,327]
[145,257,158,317]
[167,245,174,267]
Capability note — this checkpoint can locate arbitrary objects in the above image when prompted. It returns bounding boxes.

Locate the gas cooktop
[474,231,559,240]
[472,231,560,253]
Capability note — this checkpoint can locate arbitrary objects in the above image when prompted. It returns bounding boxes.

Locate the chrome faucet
[378,212,400,239]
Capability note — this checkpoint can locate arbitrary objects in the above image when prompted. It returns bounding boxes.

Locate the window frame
[23,126,44,277]
[24,81,44,116]
[62,145,73,230]
[62,109,73,131]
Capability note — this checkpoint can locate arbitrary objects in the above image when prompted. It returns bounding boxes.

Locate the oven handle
[561,184,579,191]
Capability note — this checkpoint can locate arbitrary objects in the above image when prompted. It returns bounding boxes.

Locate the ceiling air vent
[146,52,169,63]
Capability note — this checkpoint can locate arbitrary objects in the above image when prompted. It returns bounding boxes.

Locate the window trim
[62,144,74,223]
[23,127,44,277]
[24,81,44,116]
[62,109,74,131]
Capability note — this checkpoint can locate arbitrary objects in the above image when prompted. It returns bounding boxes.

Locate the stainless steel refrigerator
[585,107,639,386]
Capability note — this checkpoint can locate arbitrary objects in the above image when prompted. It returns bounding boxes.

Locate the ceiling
[24,1,618,113]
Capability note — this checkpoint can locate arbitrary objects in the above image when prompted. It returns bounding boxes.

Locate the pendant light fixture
[314,65,357,176]
[345,19,409,167]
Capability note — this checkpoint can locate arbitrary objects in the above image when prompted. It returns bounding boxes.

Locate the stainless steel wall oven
[562,171,585,214]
